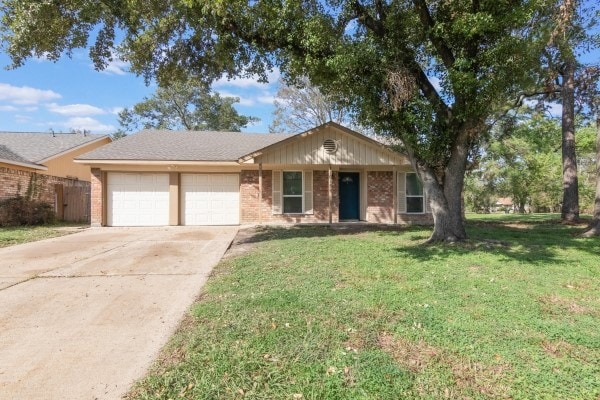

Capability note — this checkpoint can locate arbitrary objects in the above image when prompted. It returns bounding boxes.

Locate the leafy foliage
[0,197,55,226]
[115,81,258,134]
[465,114,597,213]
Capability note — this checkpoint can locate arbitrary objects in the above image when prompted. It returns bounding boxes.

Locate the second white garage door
[181,174,240,225]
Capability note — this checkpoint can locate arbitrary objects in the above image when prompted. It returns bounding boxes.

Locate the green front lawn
[0,224,86,248]
[130,218,600,399]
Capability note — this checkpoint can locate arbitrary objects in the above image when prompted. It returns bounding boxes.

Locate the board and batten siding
[257,126,406,166]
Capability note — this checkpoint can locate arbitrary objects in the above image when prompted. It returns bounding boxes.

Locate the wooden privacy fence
[54,184,91,223]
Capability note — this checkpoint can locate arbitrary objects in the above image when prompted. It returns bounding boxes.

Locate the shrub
[0,197,56,226]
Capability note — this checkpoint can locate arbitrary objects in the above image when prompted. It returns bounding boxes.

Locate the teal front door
[339,172,360,220]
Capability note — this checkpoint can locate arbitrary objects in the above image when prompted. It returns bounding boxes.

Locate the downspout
[258,163,263,224]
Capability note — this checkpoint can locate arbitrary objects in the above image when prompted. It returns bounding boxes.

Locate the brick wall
[90,168,103,226]
[240,169,339,224]
[366,171,395,223]
[0,165,89,205]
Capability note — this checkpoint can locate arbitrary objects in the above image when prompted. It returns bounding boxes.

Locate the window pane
[407,196,424,213]
[283,196,303,213]
[283,172,302,195]
[406,173,423,196]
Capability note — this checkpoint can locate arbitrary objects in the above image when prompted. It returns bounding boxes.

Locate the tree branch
[412,0,456,69]
[351,0,386,37]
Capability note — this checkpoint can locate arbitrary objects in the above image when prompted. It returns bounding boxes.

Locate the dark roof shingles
[77,130,291,161]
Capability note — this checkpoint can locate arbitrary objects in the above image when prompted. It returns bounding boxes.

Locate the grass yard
[0,224,86,248]
[129,217,600,400]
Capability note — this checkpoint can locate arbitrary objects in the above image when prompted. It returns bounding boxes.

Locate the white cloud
[0,83,61,105]
[47,103,106,117]
[257,95,275,104]
[15,115,33,123]
[523,99,562,117]
[110,107,124,115]
[546,102,562,117]
[99,59,129,75]
[60,117,115,133]
[218,91,256,106]
[214,68,280,89]
[0,105,18,112]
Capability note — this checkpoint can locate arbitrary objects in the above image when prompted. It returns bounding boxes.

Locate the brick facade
[366,171,395,223]
[240,170,339,223]
[92,168,433,226]
[0,165,89,206]
[240,169,430,225]
[90,168,103,226]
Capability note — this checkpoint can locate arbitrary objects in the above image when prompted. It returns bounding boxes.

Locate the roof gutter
[38,135,112,163]
[74,159,241,166]
[0,158,47,171]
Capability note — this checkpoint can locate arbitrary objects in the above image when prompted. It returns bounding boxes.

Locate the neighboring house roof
[77,130,292,162]
[0,132,110,167]
[0,144,47,170]
[496,197,514,206]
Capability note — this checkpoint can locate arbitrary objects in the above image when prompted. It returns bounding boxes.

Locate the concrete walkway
[0,226,238,400]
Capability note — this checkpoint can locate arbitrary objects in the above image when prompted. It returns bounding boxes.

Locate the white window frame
[282,170,304,214]
[406,172,425,214]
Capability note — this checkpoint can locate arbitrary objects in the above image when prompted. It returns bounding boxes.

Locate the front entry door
[339,172,360,220]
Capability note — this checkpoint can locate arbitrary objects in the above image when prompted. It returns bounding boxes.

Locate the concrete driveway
[0,226,238,400]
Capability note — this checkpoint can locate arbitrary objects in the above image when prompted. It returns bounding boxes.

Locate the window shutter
[272,170,282,214]
[397,172,407,213]
[303,170,313,214]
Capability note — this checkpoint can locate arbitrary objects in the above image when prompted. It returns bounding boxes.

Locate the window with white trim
[406,173,424,213]
[282,171,303,213]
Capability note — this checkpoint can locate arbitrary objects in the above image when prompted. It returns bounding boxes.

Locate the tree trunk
[581,116,600,237]
[415,126,471,243]
[561,61,579,222]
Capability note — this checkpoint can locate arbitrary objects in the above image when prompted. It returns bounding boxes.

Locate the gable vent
[323,138,337,154]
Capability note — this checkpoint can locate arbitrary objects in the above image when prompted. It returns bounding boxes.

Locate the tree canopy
[2,0,584,241]
[115,82,258,135]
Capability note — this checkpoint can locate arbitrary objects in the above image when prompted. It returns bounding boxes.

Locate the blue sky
[0,50,280,135]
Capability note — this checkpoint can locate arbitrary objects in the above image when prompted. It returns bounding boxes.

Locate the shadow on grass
[236,221,600,266]
[235,224,422,244]
[395,221,600,265]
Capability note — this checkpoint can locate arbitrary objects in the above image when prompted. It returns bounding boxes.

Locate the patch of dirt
[541,339,574,358]
[378,332,440,373]
[450,357,511,398]
[379,332,512,398]
[539,294,593,315]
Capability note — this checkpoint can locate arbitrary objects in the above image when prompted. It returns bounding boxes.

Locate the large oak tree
[1,0,559,241]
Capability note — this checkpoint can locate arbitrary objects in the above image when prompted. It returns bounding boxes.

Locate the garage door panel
[108,173,170,226]
[181,173,239,226]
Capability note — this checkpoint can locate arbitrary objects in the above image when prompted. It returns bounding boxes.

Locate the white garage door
[107,173,170,226]
[181,174,239,225]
